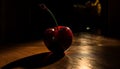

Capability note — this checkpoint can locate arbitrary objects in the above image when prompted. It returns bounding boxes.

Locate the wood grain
[1,33,120,69]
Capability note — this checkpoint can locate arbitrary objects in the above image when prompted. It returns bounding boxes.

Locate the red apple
[43,26,73,54]
[39,4,73,54]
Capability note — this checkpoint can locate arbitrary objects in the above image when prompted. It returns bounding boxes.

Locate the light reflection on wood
[1,33,120,69]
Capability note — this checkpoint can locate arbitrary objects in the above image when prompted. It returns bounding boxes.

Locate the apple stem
[39,4,58,26]
[47,9,58,26]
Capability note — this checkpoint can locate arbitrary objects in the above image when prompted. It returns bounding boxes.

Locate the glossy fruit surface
[43,26,73,54]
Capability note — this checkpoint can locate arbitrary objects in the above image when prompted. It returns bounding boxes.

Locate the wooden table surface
[1,33,120,69]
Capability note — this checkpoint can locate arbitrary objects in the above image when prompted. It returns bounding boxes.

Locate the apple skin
[43,26,73,54]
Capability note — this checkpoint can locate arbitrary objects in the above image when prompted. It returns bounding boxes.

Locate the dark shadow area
[100,46,120,69]
[0,0,103,44]
[2,52,65,69]
[2,0,120,44]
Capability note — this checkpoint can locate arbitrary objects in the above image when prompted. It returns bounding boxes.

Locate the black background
[0,0,119,44]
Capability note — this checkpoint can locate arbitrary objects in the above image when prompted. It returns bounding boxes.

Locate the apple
[44,26,73,54]
[39,4,73,54]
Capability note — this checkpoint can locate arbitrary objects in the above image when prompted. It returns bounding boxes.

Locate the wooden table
[1,33,120,69]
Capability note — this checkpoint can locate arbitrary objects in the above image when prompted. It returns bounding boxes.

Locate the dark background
[0,0,119,44]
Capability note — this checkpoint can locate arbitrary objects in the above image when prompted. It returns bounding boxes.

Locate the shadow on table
[2,52,64,69]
